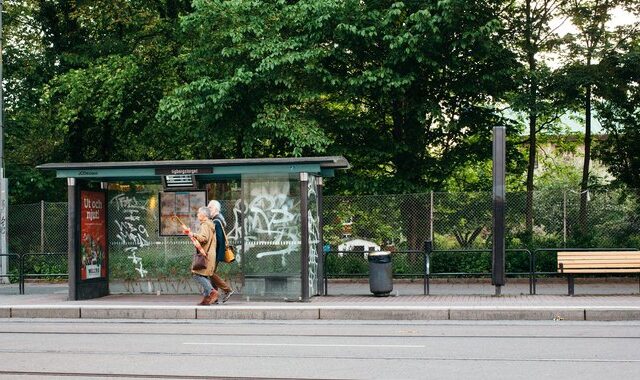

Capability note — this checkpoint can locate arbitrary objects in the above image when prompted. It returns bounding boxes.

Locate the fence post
[563,190,567,247]
[423,240,432,295]
[19,253,24,294]
[41,200,45,254]
[430,191,434,243]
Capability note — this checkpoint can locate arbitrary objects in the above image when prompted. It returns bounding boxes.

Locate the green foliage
[157,0,517,193]
[4,0,190,202]
[19,254,67,280]
[325,253,368,278]
[593,38,640,189]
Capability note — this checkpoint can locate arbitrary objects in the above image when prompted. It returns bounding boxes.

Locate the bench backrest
[557,251,640,273]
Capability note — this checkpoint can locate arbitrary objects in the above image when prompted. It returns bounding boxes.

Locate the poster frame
[158,190,208,237]
[78,189,108,282]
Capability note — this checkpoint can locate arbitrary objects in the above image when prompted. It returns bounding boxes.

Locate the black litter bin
[367,251,392,296]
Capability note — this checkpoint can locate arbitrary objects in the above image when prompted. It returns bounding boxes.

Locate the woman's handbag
[224,245,236,263]
[192,252,207,271]
[216,220,236,263]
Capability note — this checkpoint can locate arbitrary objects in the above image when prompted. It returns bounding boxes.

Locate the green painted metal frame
[39,157,346,181]
[54,164,324,180]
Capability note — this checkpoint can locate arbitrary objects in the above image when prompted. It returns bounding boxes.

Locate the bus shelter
[37,157,349,301]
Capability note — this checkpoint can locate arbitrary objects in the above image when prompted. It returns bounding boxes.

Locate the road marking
[184,342,424,348]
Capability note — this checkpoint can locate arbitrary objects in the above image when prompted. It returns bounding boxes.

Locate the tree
[559,0,630,232]
[3,0,67,202]
[594,29,640,189]
[158,0,518,249]
[157,0,338,159]
[506,0,567,240]
[4,0,193,202]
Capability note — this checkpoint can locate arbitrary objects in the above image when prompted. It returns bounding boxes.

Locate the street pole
[492,126,506,295]
[0,0,9,284]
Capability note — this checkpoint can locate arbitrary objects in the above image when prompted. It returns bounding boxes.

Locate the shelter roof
[37,156,349,181]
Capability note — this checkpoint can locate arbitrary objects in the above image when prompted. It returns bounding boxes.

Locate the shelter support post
[316,177,325,296]
[300,172,310,302]
[67,178,78,300]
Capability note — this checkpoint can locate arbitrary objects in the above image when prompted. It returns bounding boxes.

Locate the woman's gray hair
[198,206,212,219]
[207,200,221,216]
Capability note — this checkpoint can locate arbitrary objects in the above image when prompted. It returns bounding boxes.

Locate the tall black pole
[299,173,310,302]
[492,126,506,295]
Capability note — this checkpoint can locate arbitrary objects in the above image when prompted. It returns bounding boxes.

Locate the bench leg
[567,274,574,296]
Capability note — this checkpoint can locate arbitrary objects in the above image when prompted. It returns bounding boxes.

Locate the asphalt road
[1,319,640,379]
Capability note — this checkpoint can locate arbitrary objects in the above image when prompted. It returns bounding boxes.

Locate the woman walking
[208,200,234,303]
[187,207,219,305]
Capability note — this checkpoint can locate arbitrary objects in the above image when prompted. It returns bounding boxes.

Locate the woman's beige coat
[190,220,217,276]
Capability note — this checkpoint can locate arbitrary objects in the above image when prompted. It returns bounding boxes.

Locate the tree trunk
[391,99,429,257]
[524,0,536,241]
[579,82,592,235]
[525,66,537,240]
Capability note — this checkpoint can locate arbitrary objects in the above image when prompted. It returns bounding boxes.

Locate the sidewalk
[2,291,639,321]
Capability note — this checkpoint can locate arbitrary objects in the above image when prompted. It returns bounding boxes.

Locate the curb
[3,305,640,321]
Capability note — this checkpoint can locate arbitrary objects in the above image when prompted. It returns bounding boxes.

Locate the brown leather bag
[191,252,207,270]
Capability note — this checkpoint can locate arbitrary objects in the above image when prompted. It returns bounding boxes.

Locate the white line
[184,342,424,348]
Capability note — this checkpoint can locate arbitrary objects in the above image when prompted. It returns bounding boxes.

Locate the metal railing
[0,252,68,294]
[323,247,533,295]
[426,248,533,294]
[0,253,19,289]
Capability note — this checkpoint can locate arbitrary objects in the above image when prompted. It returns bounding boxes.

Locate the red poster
[80,191,107,280]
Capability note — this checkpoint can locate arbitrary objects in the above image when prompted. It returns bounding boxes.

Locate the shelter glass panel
[241,174,301,299]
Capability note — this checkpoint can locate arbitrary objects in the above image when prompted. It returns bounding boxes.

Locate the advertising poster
[159,191,206,236]
[80,191,107,280]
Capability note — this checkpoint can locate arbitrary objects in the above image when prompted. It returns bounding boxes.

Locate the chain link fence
[2,202,68,293]
[2,190,639,295]
[323,190,640,288]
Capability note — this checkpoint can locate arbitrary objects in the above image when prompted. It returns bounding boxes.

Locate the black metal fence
[324,247,536,295]
[0,252,67,294]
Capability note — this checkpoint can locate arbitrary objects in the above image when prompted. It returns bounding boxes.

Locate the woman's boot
[208,289,219,305]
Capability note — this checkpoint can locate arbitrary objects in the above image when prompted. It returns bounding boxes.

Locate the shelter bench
[557,250,640,296]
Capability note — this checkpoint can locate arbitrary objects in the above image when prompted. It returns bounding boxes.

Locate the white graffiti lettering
[110,193,149,278]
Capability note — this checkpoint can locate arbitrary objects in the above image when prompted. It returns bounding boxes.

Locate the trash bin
[367,251,392,296]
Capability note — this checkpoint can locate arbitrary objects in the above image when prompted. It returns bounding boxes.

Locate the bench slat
[559,268,640,273]
[560,267,640,272]
[558,251,640,256]
[559,260,640,265]
[558,255,640,260]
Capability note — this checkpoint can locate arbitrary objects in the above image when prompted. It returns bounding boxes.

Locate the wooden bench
[557,250,640,295]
